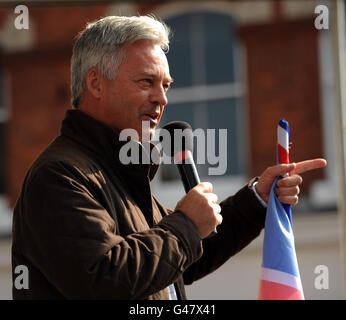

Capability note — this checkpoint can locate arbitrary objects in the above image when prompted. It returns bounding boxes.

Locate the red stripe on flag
[277,143,289,164]
[258,279,304,300]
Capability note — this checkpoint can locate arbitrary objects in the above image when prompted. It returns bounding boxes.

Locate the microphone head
[160,121,194,157]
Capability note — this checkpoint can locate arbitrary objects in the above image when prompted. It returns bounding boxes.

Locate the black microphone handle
[176,158,217,236]
[177,162,200,193]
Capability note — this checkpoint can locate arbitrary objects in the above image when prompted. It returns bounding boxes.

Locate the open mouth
[144,113,160,122]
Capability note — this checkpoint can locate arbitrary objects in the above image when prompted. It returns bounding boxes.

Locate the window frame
[150,7,250,208]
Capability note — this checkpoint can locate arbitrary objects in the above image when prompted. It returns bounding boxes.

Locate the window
[159,11,246,181]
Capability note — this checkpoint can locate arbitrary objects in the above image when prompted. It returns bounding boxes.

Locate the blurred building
[0,0,343,299]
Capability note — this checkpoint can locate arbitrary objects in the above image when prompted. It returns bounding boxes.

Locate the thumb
[264,163,296,179]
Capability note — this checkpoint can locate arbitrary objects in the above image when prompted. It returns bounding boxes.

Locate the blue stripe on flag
[279,118,290,134]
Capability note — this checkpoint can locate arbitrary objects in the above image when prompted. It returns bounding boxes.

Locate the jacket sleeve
[18,161,202,299]
[182,181,266,285]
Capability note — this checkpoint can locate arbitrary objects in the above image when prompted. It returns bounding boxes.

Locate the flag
[258,177,304,300]
[258,119,304,300]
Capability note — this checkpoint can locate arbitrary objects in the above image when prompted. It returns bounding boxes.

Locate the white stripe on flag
[277,125,289,151]
[260,267,304,293]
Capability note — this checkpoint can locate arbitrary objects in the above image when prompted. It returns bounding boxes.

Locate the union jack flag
[258,119,304,300]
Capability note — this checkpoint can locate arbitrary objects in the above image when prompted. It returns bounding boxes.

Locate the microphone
[161,121,200,192]
[161,121,217,235]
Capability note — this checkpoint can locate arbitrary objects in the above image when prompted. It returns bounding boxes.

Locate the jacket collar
[60,109,160,181]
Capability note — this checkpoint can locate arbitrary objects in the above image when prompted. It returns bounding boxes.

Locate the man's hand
[255,158,327,205]
[175,182,222,239]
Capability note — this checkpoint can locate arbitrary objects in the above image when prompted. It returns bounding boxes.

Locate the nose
[149,85,168,106]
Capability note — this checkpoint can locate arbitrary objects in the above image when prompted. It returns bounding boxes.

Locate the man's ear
[85,68,103,99]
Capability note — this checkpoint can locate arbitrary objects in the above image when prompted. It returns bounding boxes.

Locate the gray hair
[70,15,170,107]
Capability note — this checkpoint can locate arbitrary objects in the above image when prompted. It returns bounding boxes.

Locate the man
[11,16,326,299]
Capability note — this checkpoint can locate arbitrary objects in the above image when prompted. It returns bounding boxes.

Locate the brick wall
[239,18,325,194]
[1,5,109,206]
[4,49,71,206]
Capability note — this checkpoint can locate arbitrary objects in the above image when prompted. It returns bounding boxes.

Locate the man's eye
[164,82,172,90]
[142,79,153,85]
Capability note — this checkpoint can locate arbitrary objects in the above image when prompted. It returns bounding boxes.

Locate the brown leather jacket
[12,109,266,299]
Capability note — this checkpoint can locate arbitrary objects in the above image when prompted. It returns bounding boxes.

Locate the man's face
[99,40,173,141]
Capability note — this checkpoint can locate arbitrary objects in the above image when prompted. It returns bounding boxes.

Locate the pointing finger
[294,158,327,175]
